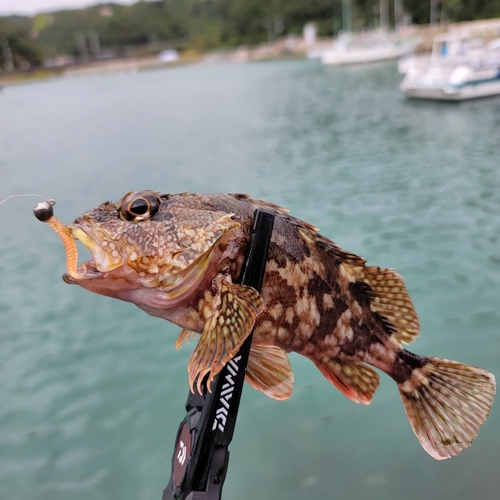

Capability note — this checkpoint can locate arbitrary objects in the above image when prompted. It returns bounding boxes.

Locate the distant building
[99,7,113,17]
[303,23,317,47]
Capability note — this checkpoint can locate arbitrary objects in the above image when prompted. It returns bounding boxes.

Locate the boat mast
[394,0,403,31]
[430,0,439,24]
[342,0,353,33]
[380,0,389,33]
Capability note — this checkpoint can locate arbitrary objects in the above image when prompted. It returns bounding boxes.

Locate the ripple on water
[1,60,499,500]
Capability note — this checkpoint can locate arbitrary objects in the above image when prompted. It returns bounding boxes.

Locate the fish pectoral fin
[246,344,294,401]
[175,329,197,350]
[188,279,264,394]
[314,358,380,405]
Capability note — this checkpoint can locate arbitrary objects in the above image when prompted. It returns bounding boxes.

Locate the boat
[321,31,417,66]
[319,0,417,66]
[400,33,500,100]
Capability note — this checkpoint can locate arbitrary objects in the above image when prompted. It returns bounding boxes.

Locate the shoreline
[1,17,500,87]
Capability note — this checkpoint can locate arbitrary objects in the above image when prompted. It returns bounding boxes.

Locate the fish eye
[129,198,150,215]
[119,191,160,222]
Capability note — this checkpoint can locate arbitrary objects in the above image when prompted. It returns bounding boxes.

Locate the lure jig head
[33,199,56,221]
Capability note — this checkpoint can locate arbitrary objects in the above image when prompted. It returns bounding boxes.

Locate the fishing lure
[33,200,86,280]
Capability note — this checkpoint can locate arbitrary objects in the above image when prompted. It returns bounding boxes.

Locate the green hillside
[1,0,500,70]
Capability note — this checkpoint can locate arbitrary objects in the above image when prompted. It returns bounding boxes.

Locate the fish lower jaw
[63,259,101,283]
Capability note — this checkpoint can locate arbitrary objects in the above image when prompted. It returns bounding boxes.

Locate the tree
[0,17,43,70]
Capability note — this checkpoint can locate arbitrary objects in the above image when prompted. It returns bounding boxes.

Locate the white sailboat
[321,0,417,66]
[321,31,417,65]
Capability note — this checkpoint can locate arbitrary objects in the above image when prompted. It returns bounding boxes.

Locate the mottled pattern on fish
[58,191,495,461]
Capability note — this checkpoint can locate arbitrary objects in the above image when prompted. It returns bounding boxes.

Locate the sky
[0,0,137,16]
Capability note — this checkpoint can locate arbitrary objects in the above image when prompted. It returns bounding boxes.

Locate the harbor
[2,17,500,101]
[1,2,500,500]
[2,55,500,500]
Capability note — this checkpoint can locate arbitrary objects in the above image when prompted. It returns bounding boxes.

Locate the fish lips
[63,266,101,284]
[64,221,125,283]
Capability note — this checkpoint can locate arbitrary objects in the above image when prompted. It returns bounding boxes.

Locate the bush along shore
[2,1,500,84]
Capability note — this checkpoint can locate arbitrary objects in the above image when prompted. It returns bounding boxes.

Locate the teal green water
[1,60,499,500]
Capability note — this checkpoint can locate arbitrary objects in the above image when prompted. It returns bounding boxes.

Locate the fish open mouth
[60,222,125,283]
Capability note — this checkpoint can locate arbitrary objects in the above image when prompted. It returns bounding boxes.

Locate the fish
[52,190,495,460]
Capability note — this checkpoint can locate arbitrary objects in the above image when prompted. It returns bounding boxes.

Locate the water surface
[1,60,499,500]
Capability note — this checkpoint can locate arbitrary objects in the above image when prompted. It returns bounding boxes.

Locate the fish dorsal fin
[188,275,264,393]
[314,357,380,405]
[351,265,419,345]
[246,344,294,401]
[317,238,420,346]
[230,195,291,215]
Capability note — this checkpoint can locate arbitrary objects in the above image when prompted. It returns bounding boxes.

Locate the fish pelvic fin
[188,275,264,394]
[314,357,380,405]
[176,329,197,349]
[246,344,294,401]
[398,357,496,460]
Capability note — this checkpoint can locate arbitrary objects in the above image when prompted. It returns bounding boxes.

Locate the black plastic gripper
[162,208,275,500]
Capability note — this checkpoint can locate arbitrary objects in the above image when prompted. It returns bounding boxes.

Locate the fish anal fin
[246,344,294,401]
[399,357,496,460]
[314,358,380,405]
[176,329,197,350]
[188,276,264,393]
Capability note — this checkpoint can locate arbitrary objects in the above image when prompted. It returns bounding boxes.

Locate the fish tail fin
[398,357,496,460]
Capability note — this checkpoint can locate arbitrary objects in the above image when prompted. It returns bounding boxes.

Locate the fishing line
[0,193,54,208]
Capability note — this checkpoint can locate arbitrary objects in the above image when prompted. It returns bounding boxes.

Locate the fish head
[64,190,240,295]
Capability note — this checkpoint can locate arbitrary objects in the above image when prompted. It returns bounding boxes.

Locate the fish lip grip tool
[162,209,275,500]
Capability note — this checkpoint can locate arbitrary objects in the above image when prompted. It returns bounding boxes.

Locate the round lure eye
[119,191,160,222]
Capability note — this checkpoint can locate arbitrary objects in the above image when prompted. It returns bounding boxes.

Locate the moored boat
[400,33,500,100]
[321,31,417,66]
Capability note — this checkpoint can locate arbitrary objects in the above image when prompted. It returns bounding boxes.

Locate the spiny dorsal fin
[230,194,290,215]
[314,357,380,405]
[246,344,294,401]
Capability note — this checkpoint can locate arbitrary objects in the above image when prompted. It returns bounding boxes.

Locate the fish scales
[154,194,408,379]
[46,190,495,461]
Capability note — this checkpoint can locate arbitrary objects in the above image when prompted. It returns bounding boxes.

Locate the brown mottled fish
[47,191,495,460]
